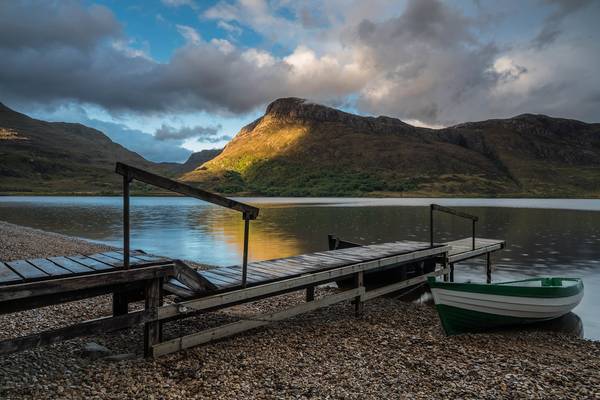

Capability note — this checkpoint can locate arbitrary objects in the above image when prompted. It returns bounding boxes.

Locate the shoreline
[0,221,599,399]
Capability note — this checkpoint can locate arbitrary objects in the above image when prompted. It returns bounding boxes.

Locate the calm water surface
[0,196,598,340]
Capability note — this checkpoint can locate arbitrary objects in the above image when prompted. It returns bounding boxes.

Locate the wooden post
[123,174,131,270]
[354,271,364,317]
[306,286,315,302]
[112,291,129,316]
[486,253,492,284]
[144,277,162,358]
[449,263,455,282]
[241,216,250,288]
[429,205,434,247]
[472,219,476,250]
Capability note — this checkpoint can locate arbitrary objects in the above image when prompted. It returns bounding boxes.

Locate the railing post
[241,214,250,288]
[472,219,476,251]
[123,173,131,269]
[429,204,434,247]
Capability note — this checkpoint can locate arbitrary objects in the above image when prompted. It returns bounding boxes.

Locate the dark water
[0,196,598,340]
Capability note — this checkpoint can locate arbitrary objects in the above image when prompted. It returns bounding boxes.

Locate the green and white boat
[427,277,584,335]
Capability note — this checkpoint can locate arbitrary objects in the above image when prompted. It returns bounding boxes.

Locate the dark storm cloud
[0,1,120,50]
[532,0,593,49]
[154,123,230,143]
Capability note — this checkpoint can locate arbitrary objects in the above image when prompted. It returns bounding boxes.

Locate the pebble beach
[0,221,599,399]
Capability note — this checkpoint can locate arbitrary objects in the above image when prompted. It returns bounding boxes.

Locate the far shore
[0,220,599,398]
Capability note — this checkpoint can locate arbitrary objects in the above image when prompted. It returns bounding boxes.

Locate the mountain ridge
[182,98,600,197]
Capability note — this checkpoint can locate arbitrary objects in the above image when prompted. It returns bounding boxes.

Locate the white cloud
[176,24,201,45]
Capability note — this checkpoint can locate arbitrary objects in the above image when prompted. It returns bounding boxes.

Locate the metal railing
[429,204,478,250]
[115,162,259,287]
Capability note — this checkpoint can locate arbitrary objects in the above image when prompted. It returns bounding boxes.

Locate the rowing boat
[427,277,584,335]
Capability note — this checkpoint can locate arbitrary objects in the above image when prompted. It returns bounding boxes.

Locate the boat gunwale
[427,277,584,298]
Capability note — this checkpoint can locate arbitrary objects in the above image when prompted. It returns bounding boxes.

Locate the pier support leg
[144,277,163,358]
[306,286,315,302]
[486,253,492,284]
[354,272,364,317]
[449,263,454,283]
[112,292,129,316]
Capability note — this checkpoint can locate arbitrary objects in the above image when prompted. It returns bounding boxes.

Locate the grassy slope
[182,101,600,198]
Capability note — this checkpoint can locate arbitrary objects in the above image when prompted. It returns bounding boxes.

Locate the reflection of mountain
[187,206,305,263]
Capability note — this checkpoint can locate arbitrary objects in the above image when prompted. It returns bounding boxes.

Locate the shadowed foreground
[0,222,598,399]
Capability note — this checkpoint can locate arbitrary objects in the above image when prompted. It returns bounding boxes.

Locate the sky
[1,0,599,163]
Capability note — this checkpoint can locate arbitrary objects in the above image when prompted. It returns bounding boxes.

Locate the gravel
[0,221,599,399]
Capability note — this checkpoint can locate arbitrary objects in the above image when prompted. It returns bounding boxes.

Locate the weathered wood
[152,287,364,357]
[486,253,492,284]
[115,162,259,219]
[144,278,163,358]
[159,245,450,317]
[88,253,124,268]
[306,286,315,302]
[354,271,364,317]
[27,258,71,277]
[47,256,94,274]
[431,204,478,221]
[0,282,145,316]
[0,310,151,356]
[0,262,23,284]
[67,255,113,271]
[362,267,449,301]
[0,264,175,302]
[446,239,505,263]
[5,260,48,280]
[112,291,129,316]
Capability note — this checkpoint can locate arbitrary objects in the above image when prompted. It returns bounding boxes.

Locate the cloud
[161,0,197,9]
[532,0,593,49]
[1,0,599,129]
[154,123,229,143]
[176,24,201,44]
[0,1,120,50]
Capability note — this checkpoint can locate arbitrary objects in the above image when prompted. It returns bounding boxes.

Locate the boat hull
[429,278,584,335]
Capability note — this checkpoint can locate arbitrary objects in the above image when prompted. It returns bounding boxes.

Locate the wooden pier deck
[0,164,508,358]
[0,250,171,285]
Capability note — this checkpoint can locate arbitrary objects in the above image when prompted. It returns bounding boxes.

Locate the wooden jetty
[0,163,505,358]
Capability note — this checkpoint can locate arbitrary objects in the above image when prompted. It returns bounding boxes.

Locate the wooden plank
[0,310,151,356]
[101,252,146,266]
[87,253,124,268]
[27,259,72,277]
[47,257,95,274]
[67,255,114,271]
[255,260,309,275]
[363,267,449,301]
[172,260,217,292]
[447,242,504,263]
[144,278,162,358]
[0,264,175,302]
[244,263,295,278]
[200,270,241,286]
[5,260,48,280]
[0,262,23,285]
[119,250,169,263]
[216,267,266,283]
[152,287,364,357]
[159,245,450,318]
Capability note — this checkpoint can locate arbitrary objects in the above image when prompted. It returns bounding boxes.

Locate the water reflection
[0,196,598,339]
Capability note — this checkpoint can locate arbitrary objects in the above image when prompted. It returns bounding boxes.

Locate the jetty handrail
[429,204,478,250]
[115,162,259,287]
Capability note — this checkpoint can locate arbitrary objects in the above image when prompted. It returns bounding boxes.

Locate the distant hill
[0,103,219,194]
[159,149,222,176]
[182,98,600,197]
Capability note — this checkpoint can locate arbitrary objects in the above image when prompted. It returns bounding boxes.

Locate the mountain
[159,149,222,176]
[181,98,600,197]
[0,103,219,194]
